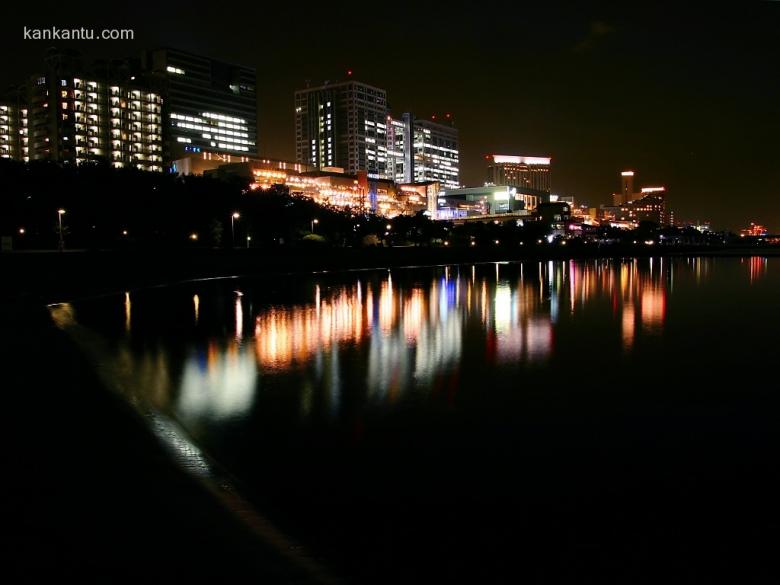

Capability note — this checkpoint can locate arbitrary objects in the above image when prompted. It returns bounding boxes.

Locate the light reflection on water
[49,256,778,584]
[164,259,674,423]
[58,257,774,428]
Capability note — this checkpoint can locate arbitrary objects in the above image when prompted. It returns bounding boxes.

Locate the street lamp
[246,235,251,249]
[311,218,319,233]
[57,209,66,251]
[231,212,240,247]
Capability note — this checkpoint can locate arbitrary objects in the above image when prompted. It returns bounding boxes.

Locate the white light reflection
[124,292,131,333]
[235,294,244,340]
[178,343,257,421]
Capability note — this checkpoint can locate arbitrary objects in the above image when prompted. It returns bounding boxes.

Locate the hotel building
[485,154,552,194]
[145,48,257,162]
[602,171,667,225]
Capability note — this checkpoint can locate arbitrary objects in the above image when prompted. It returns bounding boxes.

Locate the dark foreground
[3,303,335,584]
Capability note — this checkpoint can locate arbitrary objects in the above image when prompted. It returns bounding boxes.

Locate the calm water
[58,257,780,583]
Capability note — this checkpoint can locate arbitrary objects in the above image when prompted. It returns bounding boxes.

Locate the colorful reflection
[75,259,697,423]
[744,256,768,284]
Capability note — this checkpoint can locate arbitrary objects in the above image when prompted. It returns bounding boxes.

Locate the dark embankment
[3,244,778,304]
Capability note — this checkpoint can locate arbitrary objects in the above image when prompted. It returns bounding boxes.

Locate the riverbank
[3,244,779,304]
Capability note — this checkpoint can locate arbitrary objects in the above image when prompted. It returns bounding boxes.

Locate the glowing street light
[57,208,66,251]
[246,235,251,248]
[231,211,240,247]
[311,218,319,233]
[189,233,199,241]
[18,227,25,235]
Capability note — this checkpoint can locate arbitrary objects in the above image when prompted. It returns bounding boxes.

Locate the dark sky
[2,1,779,230]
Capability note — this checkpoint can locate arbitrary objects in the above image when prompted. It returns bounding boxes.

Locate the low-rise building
[434,185,534,220]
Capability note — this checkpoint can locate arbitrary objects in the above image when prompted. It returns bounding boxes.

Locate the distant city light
[491,155,551,165]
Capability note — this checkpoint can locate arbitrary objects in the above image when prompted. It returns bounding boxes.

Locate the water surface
[62,257,780,583]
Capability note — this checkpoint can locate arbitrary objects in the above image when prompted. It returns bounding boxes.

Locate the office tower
[412,116,460,189]
[145,48,257,162]
[485,154,551,193]
[387,113,460,189]
[295,79,389,178]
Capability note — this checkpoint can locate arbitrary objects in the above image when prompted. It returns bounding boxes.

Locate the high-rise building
[411,116,459,189]
[485,155,551,193]
[387,112,413,183]
[2,49,164,170]
[145,48,257,162]
[620,171,634,204]
[387,113,460,189]
[295,79,389,178]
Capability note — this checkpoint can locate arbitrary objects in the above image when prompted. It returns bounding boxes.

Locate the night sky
[2,2,778,230]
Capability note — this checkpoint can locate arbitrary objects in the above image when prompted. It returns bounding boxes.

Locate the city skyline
[0,3,778,230]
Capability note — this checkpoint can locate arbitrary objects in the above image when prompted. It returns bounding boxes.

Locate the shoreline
[2,244,778,305]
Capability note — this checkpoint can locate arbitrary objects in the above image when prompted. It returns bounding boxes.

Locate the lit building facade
[211,161,426,217]
[601,187,667,226]
[387,113,413,183]
[740,223,768,237]
[2,51,163,170]
[435,185,532,220]
[603,170,668,226]
[411,117,459,189]
[145,49,257,162]
[486,155,551,194]
[387,114,460,189]
[0,91,26,161]
[295,80,388,178]
[616,171,635,205]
